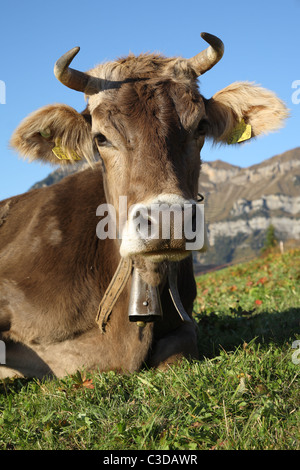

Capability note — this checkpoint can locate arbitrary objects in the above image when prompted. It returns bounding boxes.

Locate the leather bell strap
[96,257,133,333]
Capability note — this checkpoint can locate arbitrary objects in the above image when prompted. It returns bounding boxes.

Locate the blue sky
[1,0,299,201]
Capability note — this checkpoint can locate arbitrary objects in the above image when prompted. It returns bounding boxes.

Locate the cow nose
[132,206,158,240]
[119,193,205,258]
[130,201,198,241]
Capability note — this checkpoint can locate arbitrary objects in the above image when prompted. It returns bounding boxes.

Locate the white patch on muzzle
[119,193,207,258]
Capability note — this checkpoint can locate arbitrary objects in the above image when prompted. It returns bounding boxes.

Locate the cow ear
[205,82,289,145]
[10,104,94,165]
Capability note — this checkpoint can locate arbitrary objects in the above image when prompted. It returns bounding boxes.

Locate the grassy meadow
[0,249,299,450]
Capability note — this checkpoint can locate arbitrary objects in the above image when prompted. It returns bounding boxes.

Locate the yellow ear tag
[52,139,81,161]
[227,119,252,145]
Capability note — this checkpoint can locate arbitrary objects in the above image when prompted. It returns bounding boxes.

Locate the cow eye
[95,133,108,146]
[196,118,209,136]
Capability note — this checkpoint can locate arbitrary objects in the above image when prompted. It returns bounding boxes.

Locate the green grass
[0,250,299,450]
[194,248,300,359]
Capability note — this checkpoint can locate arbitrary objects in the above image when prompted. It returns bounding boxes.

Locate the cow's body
[0,165,197,378]
[0,34,288,378]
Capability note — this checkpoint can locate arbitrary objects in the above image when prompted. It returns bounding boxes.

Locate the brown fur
[205,81,289,142]
[10,104,94,165]
[1,51,288,378]
[0,167,197,377]
[0,201,11,228]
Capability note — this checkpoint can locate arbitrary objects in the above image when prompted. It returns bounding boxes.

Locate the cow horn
[54,47,100,95]
[189,32,224,76]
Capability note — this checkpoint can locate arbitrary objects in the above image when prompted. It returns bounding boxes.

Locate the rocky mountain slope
[31,147,300,266]
[197,147,300,266]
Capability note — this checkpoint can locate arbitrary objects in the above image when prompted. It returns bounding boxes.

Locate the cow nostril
[146,216,152,227]
[133,210,154,237]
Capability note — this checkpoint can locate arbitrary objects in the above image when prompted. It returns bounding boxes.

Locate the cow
[0,33,288,378]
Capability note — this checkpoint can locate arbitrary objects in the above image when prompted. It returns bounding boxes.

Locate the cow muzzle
[120,194,205,260]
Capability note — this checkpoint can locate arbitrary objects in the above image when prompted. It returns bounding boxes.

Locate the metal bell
[128,268,163,323]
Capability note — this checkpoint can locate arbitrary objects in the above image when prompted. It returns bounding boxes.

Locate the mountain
[196,147,300,267]
[30,147,300,267]
[30,161,90,190]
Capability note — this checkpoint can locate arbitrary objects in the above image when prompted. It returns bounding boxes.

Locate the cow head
[11,33,288,286]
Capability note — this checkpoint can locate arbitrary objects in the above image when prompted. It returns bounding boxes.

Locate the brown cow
[0,33,288,378]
